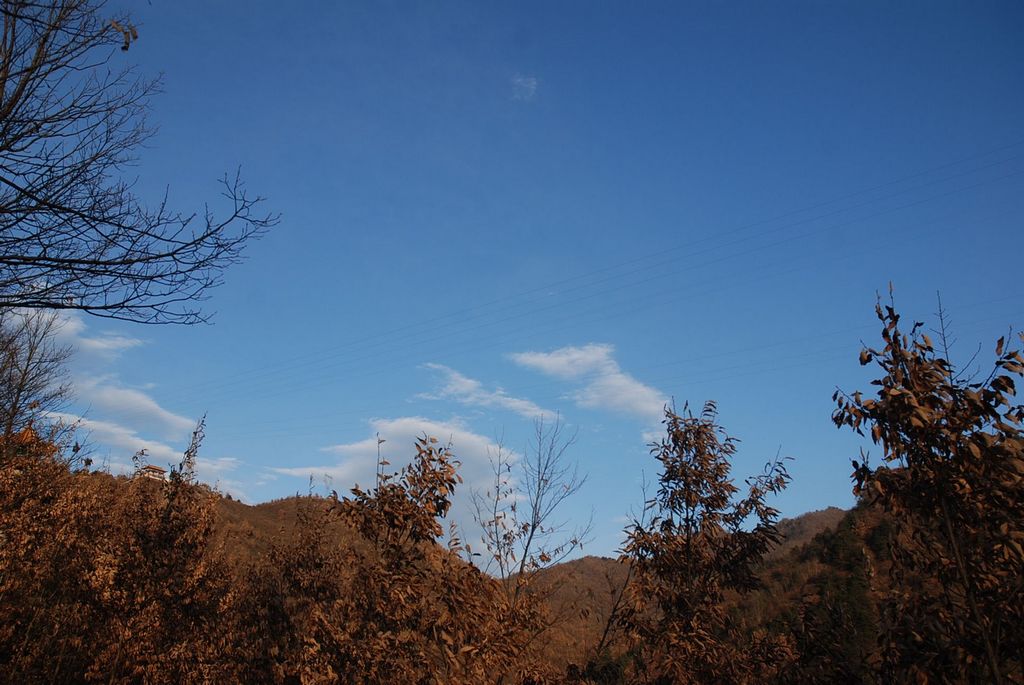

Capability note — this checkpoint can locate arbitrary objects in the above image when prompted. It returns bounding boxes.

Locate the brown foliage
[5,296,1024,684]
[284,435,540,683]
[0,429,548,683]
[834,299,1024,684]
[0,423,236,682]
[618,402,795,684]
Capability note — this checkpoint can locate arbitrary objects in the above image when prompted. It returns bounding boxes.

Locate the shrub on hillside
[834,300,1024,683]
[618,402,795,684]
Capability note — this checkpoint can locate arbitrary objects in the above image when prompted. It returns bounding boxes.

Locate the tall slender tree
[621,402,793,684]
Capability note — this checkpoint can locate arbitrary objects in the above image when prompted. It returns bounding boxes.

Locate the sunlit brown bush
[0,424,235,682]
[834,299,1024,684]
[617,402,795,684]
[0,428,548,684]
[327,435,544,683]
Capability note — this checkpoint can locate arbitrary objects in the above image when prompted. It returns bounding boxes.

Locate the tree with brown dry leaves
[619,401,794,685]
[0,420,237,683]
[244,435,542,684]
[833,297,1024,684]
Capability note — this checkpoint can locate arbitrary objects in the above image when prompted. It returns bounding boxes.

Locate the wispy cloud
[30,312,249,499]
[50,411,250,499]
[511,343,667,424]
[511,73,539,101]
[199,456,243,477]
[75,375,195,440]
[51,412,181,467]
[194,456,250,501]
[51,311,144,359]
[511,344,614,380]
[275,416,517,530]
[47,314,188,440]
[420,363,552,420]
[2,309,144,360]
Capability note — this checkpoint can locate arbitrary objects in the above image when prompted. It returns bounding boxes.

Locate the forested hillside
[2,300,1021,682]
[0,425,891,683]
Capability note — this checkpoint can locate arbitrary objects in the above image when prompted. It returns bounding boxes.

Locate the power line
[164,140,1024,399]
[207,304,1024,443]
[162,164,1023,405]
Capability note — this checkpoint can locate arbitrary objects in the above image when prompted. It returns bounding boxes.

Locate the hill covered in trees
[0,425,891,683]
[2,300,1021,683]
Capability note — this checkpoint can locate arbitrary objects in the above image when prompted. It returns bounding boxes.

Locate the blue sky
[57,1,1024,556]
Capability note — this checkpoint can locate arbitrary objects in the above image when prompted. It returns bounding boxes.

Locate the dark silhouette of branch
[0,0,277,324]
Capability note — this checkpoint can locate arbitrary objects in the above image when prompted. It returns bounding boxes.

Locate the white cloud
[420,363,552,420]
[44,313,191,442]
[197,456,243,477]
[511,73,539,101]
[51,412,181,466]
[511,343,667,424]
[50,412,250,500]
[575,368,666,423]
[1,309,143,360]
[76,333,144,355]
[641,428,664,444]
[18,311,248,500]
[280,416,511,489]
[275,416,517,533]
[511,343,616,380]
[50,311,144,359]
[195,456,250,501]
[75,375,195,440]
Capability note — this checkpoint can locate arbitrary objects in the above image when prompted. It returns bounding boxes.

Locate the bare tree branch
[0,307,74,460]
[0,0,277,324]
[472,414,592,622]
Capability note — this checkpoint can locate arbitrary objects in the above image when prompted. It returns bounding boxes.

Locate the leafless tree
[0,0,277,324]
[474,414,591,605]
[0,308,72,450]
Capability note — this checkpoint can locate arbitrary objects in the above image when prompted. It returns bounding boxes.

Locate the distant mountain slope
[502,505,853,669]
[769,506,847,558]
[205,491,886,674]
[212,494,359,564]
